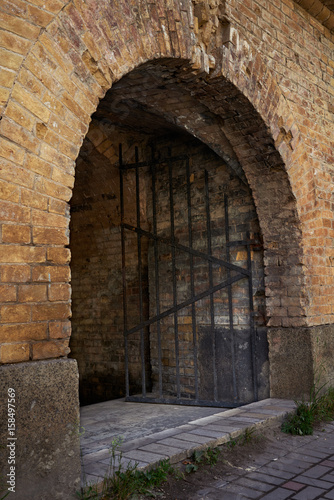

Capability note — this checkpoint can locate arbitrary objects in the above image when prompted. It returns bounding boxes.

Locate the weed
[185,446,220,473]
[226,428,255,449]
[281,402,314,436]
[78,437,179,499]
[281,374,334,436]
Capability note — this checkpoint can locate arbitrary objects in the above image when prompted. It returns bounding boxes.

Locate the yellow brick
[0,159,35,188]
[0,68,16,88]
[35,177,72,202]
[12,83,51,122]
[57,138,78,160]
[48,283,71,301]
[0,30,32,55]
[0,200,30,223]
[53,66,77,96]
[32,265,70,283]
[0,117,40,154]
[0,246,45,263]
[33,227,69,245]
[39,32,73,73]
[32,339,70,360]
[61,91,90,123]
[0,323,47,342]
[25,152,52,177]
[32,209,68,228]
[18,284,47,302]
[49,115,82,146]
[25,0,63,14]
[32,42,58,72]
[27,4,54,27]
[1,304,31,322]
[0,284,17,302]
[31,303,71,321]
[42,91,66,119]
[47,247,71,264]
[0,180,20,203]
[49,320,71,339]
[17,67,45,98]
[82,31,102,63]
[24,53,62,95]
[1,264,31,282]
[37,126,62,152]
[0,87,10,108]
[0,47,23,70]
[2,224,31,244]
[0,11,40,40]
[0,343,30,363]
[5,101,35,131]
[52,166,75,189]
[0,137,25,165]
[21,188,48,210]
[49,198,67,215]
[40,143,73,172]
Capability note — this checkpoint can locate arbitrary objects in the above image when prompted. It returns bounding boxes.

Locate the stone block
[0,359,80,499]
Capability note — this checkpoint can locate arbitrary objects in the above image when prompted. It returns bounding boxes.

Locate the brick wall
[0,0,332,369]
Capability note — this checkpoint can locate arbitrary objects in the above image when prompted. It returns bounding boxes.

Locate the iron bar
[135,146,146,397]
[120,144,262,407]
[186,158,199,401]
[151,146,163,398]
[124,274,246,336]
[168,149,180,399]
[121,223,249,276]
[246,231,258,401]
[119,154,189,170]
[225,195,238,401]
[205,169,217,402]
[119,144,129,398]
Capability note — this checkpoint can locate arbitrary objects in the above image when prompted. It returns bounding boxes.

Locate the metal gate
[119,144,262,407]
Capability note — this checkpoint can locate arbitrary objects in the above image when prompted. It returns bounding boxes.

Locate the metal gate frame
[119,144,259,407]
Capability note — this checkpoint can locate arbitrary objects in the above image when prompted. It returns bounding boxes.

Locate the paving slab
[80,397,296,488]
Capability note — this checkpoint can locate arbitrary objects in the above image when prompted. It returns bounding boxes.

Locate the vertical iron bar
[246,231,258,401]
[151,146,163,398]
[135,146,146,397]
[186,158,199,401]
[119,144,129,398]
[168,149,180,399]
[205,169,218,401]
[225,196,238,402]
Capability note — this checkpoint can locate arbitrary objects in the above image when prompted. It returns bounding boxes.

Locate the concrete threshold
[80,398,296,486]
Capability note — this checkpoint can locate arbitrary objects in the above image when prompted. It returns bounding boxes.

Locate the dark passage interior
[69,62,269,407]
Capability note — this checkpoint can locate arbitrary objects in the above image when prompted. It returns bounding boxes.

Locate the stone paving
[80,398,296,487]
[192,420,334,499]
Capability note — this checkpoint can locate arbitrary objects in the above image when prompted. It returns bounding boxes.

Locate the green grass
[281,382,334,436]
[77,437,180,499]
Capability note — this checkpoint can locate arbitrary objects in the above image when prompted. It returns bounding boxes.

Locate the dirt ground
[139,420,301,499]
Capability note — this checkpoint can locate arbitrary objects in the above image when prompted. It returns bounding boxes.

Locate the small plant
[281,372,334,436]
[185,446,220,473]
[281,402,314,436]
[78,436,179,499]
[225,428,255,450]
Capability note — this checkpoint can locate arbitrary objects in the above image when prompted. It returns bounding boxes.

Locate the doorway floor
[80,397,295,485]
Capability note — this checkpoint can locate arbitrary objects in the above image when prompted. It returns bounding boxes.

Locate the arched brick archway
[0,1,333,497]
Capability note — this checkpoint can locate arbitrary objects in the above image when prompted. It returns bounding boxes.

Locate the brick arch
[0,0,307,369]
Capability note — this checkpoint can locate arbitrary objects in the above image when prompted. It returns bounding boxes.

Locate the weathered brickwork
[0,1,333,371]
[0,0,332,496]
[0,0,332,382]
